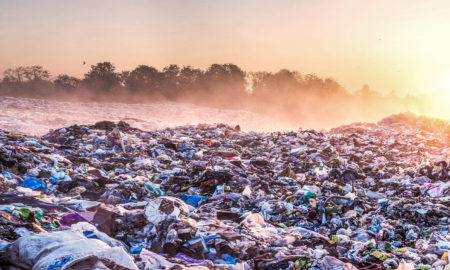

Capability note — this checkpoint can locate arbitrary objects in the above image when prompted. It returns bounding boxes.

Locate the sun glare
[427,73,450,120]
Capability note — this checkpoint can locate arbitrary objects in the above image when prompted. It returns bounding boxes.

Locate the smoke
[0,84,443,136]
[245,73,255,94]
[0,64,445,133]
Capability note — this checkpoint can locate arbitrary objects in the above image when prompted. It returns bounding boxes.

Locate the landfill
[0,113,448,270]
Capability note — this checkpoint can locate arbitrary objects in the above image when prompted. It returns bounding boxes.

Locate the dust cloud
[0,96,283,136]
[0,63,445,135]
[0,87,439,137]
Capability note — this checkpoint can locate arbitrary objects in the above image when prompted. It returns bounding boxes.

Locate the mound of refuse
[0,117,448,269]
[379,113,450,136]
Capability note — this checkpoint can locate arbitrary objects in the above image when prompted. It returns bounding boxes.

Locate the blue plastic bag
[179,194,209,207]
[215,254,238,265]
[21,177,46,191]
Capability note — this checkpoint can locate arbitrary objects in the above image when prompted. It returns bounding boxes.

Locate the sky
[1,0,450,97]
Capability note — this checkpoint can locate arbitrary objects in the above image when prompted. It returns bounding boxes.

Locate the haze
[0,0,449,120]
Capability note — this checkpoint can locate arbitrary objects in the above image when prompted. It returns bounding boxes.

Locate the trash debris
[4,223,138,269]
[0,114,448,269]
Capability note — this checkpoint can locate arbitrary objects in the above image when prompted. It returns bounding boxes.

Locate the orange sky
[1,0,450,100]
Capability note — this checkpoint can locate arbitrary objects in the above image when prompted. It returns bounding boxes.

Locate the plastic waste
[21,177,46,191]
[179,194,209,207]
[144,196,189,225]
[5,229,138,270]
[0,116,448,269]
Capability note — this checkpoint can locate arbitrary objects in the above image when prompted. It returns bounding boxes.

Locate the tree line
[0,62,348,98]
[0,62,424,126]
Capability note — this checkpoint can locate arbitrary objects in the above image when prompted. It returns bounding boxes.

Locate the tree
[0,66,52,97]
[23,66,51,81]
[82,62,120,91]
[3,67,25,83]
[2,66,50,82]
[200,64,247,108]
[204,64,246,94]
[205,64,245,84]
[118,71,130,86]
[321,78,345,95]
[252,69,301,100]
[161,64,181,99]
[178,66,203,91]
[54,75,80,91]
[125,65,162,93]
[303,74,324,90]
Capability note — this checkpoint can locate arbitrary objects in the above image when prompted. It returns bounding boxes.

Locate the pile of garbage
[0,114,448,269]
